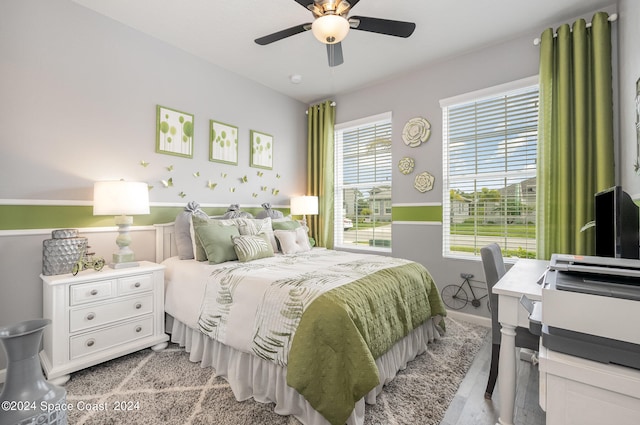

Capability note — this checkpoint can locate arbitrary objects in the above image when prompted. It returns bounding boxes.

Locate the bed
[154,217,446,425]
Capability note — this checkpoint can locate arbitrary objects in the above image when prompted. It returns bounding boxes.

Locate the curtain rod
[305,101,336,114]
[533,13,617,46]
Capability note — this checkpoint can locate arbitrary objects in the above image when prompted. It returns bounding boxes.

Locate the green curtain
[537,12,614,260]
[306,101,335,248]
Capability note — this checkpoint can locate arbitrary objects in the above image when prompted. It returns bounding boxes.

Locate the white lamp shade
[311,15,349,44]
[290,196,319,216]
[93,181,150,216]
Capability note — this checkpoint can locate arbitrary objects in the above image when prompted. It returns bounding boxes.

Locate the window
[441,77,539,259]
[334,112,392,250]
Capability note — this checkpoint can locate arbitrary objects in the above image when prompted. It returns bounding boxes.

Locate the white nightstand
[40,261,169,385]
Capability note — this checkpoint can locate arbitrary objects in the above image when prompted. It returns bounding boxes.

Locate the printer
[542,253,640,370]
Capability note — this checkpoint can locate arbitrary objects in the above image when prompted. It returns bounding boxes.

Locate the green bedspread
[286,261,446,425]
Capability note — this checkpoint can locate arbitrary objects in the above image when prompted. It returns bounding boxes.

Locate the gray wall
[333,3,623,319]
[0,0,306,371]
[0,0,306,203]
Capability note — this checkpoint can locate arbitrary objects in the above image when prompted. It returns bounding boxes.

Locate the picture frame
[209,120,238,165]
[156,105,194,158]
[250,130,273,170]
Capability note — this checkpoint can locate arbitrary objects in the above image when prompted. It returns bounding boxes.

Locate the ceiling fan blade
[293,0,314,10]
[254,23,311,45]
[349,16,416,38]
[327,42,344,67]
[347,0,361,10]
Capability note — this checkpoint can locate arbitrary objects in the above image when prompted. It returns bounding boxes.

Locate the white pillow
[274,227,312,254]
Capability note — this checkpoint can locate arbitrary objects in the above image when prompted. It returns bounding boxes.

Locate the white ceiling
[72,0,614,104]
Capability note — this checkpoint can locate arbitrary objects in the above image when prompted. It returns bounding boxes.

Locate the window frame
[334,111,393,252]
[440,76,539,260]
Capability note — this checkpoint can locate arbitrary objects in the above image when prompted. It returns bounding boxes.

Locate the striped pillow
[231,233,274,262]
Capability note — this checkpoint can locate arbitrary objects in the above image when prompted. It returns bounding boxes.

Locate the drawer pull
[135,303,142,309]
[86,313,95,321]
[90,289,98,296]
[135,326,142,333]
[86,339,95,347]
[134,282,141,288]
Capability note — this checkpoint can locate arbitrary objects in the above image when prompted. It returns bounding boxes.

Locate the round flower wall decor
[402,117,431,147]
[414,171,435,193]
[398,157,415,175]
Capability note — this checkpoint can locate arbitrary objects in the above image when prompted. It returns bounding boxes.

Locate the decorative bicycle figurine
[440,273,489,310]
[72,248,106,276]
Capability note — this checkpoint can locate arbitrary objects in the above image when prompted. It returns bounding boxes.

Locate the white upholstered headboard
[154,222,178,263]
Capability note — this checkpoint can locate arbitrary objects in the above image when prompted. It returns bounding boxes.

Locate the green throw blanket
[286,262,446,425]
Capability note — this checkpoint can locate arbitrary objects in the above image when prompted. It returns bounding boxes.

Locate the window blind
[442,84,539,258]
[335,113,392,249]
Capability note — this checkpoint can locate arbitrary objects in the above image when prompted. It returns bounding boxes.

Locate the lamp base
[110,215,139,269]
[109,261,140,269]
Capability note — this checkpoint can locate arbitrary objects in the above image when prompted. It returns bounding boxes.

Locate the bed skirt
[168,315,443,425]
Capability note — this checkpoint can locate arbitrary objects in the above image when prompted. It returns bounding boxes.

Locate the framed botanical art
[156,105,194,158]
[210,120,238,165]
[250,130,273,170]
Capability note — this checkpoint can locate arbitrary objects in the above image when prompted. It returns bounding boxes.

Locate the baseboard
[0,368,5,384]
[446,310,491,328]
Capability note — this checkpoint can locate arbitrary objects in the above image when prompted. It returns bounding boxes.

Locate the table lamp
[290,195,318,230]
[93,180,150,268]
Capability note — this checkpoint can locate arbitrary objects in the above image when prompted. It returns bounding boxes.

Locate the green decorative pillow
[192,215,241,261]
[193,219,240,264]
[271,220,301,231]
[232,233,274,262]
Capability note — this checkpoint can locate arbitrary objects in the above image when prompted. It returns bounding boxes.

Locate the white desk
[492,258,547,425]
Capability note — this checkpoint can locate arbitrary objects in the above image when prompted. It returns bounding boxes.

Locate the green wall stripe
[392,205,442,222]
[0,205,290,231]
[0,204,433,230]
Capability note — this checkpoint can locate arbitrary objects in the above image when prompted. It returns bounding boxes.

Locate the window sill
[443,252,521,264]
[334,245,392,255]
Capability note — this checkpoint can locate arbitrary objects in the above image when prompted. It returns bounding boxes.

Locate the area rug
[64,318,487,425]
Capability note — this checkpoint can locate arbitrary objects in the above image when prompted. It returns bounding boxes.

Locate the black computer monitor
[595,186,639,259]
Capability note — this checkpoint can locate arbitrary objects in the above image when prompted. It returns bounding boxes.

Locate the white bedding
[163,256,209,328]
[164,249,419,354]
[162,250,444,425]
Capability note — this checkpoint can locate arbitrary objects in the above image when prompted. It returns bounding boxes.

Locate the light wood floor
[441,333,546,425]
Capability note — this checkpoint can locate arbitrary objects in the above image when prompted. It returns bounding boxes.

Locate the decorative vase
[0,319,67,425]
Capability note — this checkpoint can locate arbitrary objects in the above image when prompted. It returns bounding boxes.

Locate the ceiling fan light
[311,15,349,44]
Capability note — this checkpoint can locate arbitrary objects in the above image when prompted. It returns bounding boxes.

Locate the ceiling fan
[254,0,416,67]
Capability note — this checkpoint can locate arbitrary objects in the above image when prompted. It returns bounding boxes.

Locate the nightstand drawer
[69,316,154,360]
[69,294,153,333]
[70,280,115,305]
[118,274,153,295]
